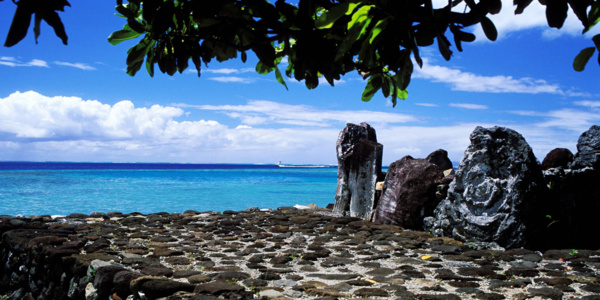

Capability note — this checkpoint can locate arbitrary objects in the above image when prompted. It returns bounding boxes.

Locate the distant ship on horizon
[275,161,335,168]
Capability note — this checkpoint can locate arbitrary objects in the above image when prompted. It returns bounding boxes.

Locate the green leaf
[146,50,155,77]
[586,3,600,33]
[480,17,497,41]
[314,1,359,29]
[126,36,153,76]
[108,29,142,45]
[396,50,413,90]
[361,74,382,102]
[369,19,387,45]
[381,75,391,98]
[4,3,33,47]
[396,88,408,101]
[347,5,372,31]
[514,0,534,14]
[437,33,452,61]
[545,0,568,29]
[567,0,590,30]
[593,34,600,67]
[274,67,288,90]
[335,5,373,60]
[191,55,201,77]
[573,46,595,71]
[256,61,274,75]
[127,18,146,33]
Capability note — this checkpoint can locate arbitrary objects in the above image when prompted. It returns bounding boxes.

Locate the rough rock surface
[333,122,383,220]
[541,148,573,170]
[1,209,599,300]
[570,125,600,169]
[542,125,600,249]
[424,126,547,249]
[426,149,454,171]
[372,156,444,229]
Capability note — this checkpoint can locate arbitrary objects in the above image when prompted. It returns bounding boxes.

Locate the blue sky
[1,0,600,165]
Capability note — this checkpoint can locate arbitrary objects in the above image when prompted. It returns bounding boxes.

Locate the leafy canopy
[4,0,600,106]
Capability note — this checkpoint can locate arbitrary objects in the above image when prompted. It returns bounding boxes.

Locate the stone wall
[0,219,90,299]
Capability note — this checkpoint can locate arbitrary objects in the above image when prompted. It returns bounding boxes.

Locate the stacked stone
[1,208,599,300]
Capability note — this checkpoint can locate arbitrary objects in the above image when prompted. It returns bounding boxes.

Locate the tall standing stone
[372,156,444,229]
[333,123,383,220]
[423,126,546,249]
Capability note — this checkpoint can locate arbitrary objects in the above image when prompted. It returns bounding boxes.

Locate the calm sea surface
[0,162,338,216]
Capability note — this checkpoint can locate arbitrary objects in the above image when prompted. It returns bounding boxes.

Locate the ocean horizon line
[0,161,339,170]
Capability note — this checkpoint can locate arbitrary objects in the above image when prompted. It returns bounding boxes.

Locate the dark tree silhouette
[4,0,600,104]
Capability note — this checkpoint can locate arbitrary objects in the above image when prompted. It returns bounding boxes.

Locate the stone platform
[1,208,599,299]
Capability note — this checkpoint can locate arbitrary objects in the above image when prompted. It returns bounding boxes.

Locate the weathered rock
[424,126,546,249]
[426,149,454,171]
[541,148,573,170]
[136,278,196,300]
[541,126,600,249]
[570,125,600,169]
[333,123,383,220]
[372,156,444,229]
[193,281,245,295]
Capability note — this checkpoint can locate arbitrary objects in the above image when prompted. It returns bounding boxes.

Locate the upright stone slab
[423,126,546,249]
[372,156,444,229]
[333,123,383,220]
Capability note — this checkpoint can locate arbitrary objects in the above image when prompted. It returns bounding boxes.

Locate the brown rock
[426,149,454,171]
[372,156,444,229]
[541,148,573,170]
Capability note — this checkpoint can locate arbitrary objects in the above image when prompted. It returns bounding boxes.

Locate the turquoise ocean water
[0,162,338,216]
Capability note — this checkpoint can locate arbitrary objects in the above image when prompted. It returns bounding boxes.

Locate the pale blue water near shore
[0,162,338,216]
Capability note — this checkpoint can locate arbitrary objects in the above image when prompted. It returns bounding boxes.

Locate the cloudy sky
[1,1,600,165]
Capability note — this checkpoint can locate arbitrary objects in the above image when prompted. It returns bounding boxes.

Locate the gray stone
[333,122,383,220]
[138,279,196,299]
[570,125,600,169]
[528,287,563,300]
[193,281,245,295]
[424,126,546,249]
[542,126,600,249]
[259,289,284,299]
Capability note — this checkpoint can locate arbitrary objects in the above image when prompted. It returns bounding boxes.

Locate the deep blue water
[0,162,338,216]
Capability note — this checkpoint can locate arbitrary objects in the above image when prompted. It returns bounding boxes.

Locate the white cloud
[0,91,594,165]
[204,68,255,74]
[414,59,573,95]
[574,100,600,108]
[0,57,49,68]
[449,103,488,110]
[204,68,239,74]
[54,61,96,71]
[208,76,254,83]
[415,103,439,107]
[508,101,600,135]
[178,100,418,127]
[0,91,339,163]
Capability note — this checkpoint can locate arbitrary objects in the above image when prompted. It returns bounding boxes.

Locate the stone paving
[1,207,599,299]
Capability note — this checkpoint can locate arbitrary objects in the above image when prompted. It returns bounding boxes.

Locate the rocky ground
[1,207,599,300]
